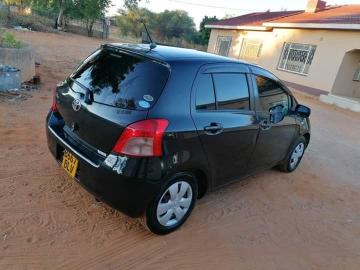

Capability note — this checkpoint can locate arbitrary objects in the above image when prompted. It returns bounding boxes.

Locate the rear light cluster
[104,119,168,173]
[51,88,58,112]
[112,119,169,157]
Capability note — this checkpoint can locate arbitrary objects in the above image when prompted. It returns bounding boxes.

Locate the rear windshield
[70,48,170,110]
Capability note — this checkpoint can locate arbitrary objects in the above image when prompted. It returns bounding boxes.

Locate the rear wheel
[146,173,198,235]
[278,136,306,172]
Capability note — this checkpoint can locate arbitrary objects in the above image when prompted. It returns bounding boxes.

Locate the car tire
[278,136,306,173]
[145,172,198,235]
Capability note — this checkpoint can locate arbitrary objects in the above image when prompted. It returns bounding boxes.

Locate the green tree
[31,0,58,17]
[116,7,156,37]
[30,0,74,29]
[155,10,196,41]
[116,8,198,44]
[31,0,111,34]
[123,0,142,9]
[199,15,218,45]
[3,0,31,15]
[73,0,112,36]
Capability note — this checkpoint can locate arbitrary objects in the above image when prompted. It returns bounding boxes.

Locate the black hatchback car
[46,43,311,234]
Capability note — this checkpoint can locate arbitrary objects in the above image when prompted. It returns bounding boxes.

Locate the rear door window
[195,74,216,110]
[71,48,170,110]
[212,73,250,110]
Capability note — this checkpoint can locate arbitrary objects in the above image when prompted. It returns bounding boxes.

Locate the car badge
[72,99,81,112]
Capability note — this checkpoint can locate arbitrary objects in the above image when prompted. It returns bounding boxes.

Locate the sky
[108,0,360,28]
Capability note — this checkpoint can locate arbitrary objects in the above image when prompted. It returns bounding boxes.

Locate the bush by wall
[0,31,23,48]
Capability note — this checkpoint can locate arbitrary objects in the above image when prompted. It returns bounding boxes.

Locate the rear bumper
[46,112,162,218]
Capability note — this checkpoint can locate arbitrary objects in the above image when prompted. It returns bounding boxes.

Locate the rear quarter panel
[148,61,212,189]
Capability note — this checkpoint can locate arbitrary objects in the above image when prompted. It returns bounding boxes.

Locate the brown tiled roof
[268,5,360,24]
[208,5,360,28]
[210,10,303,27]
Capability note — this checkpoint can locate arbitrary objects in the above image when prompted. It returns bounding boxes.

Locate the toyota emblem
[72,99,81,112]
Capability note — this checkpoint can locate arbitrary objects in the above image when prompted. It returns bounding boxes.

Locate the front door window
[255,75,290,115]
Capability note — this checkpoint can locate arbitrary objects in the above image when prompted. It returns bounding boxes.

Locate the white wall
[208,28,360,94]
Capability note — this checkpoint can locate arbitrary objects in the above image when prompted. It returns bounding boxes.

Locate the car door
[191,64,259,188]
[247,67,298,171]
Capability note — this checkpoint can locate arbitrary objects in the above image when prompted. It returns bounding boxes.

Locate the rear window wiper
[69,77,94,104]
[84,88,94,105]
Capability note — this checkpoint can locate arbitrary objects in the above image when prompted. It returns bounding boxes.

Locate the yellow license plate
[62,150,78,178]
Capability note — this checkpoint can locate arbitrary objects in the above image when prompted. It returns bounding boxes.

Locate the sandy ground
[0,31,360,270]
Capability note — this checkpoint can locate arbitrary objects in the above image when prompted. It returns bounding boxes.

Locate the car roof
[105,43,248,65]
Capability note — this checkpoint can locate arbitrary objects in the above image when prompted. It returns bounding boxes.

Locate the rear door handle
[204,123,223,135]
[259,119,271,130]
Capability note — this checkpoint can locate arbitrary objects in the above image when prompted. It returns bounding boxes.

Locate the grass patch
[0,31,23,49]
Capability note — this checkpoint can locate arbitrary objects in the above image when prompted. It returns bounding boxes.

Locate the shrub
[0,8,9,25]
[0,31,23,48]
[9,13,56,33]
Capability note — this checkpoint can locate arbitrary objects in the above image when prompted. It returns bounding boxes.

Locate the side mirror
[269,104,285,124]
[295,104,311,118]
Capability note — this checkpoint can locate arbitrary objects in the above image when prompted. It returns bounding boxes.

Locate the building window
[278,42,317,75]
[353,65,360,81]
[239,39,263,59]
[216,36,232,57]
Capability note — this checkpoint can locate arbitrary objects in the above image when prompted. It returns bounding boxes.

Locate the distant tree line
[116,8,219,45]
[1,0,112,36]
[1,0,220,44]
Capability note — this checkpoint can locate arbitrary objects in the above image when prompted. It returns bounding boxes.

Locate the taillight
[51,88,58,112]
[112,119,169,157]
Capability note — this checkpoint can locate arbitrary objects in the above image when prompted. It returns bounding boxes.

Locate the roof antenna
[141,20,156,50]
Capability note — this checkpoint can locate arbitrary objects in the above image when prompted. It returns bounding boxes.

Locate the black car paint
[46,44,310,218]
[247,68,298,172]
[190,64,258,187]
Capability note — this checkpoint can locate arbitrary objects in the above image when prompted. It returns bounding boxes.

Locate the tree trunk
[56,0,64,30]
[87,19,94,37]
[6,4,11,26]
[19,0,26,15]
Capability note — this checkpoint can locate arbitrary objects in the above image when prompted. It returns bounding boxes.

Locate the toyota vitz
[46,43,311,234]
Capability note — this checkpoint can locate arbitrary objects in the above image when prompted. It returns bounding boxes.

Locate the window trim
[277,42,317,76]
[193,72,253,113]
[191,63,256,114]
[215,36,232,57]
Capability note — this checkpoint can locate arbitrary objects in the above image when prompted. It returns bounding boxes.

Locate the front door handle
[204,123,223,135]
[259,119,271,131]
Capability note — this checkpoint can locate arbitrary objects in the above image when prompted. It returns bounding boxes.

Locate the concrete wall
[0,45,35,82]
[208,28,360,94]
[66,19,109,39]
[332,50,360,98]
[66,25,105,39]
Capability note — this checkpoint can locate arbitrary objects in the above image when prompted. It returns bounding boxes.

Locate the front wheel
[278,136,306,172]
[146,173,198,235]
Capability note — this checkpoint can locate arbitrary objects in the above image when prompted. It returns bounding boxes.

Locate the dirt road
[1,31,360,270]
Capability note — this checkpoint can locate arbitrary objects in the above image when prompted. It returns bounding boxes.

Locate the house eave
[205,24,272,31]
[263,22,360,30]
